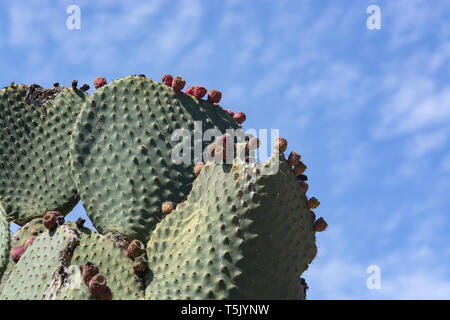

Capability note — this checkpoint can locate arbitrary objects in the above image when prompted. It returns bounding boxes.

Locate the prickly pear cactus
[146,150,317,299]
[70,75,240,242]
[0,203,9,280]
[0,73,328,300]
[0,84,86,224]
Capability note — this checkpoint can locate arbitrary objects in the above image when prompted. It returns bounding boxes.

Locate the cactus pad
[69,228,144,300]
[70,75,240,241]
[0,223,80,299]
[145,151,317,299]
[10,217,45,247]
[0,84,86,224]
[0,221,143,300]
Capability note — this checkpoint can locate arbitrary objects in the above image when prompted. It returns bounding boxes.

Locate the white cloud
[385,0,445,49]
[374,77,450,138]
[381,271,450,299]
[404,128,449,158]
[306,211,450,299]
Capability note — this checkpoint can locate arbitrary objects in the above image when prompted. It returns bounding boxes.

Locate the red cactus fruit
[207,90,222,103]
[93,77,107,89]
[172,76,186,92]
[224,109,235,117]
[47,211,61,217]
[308,197,320,209]
[11,246,26,264]
[288,151,301,166]
[313,217,328,232]
[89,274,110,299]
[299,181,309,193]
[43,213,57,230]
[162,201,175,216]
[82,262,100,285]
[233,111,246,124]
[193,86,207,99]
[126,240,146,258]
[194,162,205,177]
[274,137,288,152]
[294,161,307,176]
[161,74,173,87]
[132,258,148,273]
[185,86,195,95]
[24,236,36,249]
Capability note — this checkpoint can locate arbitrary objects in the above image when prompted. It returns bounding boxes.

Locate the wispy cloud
[404,128,449,158]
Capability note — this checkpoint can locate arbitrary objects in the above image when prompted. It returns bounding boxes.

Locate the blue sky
[1,0,450,299]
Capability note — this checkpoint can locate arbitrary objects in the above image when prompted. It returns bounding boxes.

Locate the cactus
[70,75,240,242]
[0,74,328,300]
[0,84,87,225]
[145,149,316,299]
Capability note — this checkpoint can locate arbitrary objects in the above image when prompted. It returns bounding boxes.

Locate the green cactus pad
[70,75,240,241]
[68,228,144,300]
[0,84,86,224]
[0,257,14,292]
[0,217,46,287]
[1,221,143,300]
[145,151,317,299]
[10,217,45,247]
[0,223,80,300]
[0,203,9,280]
